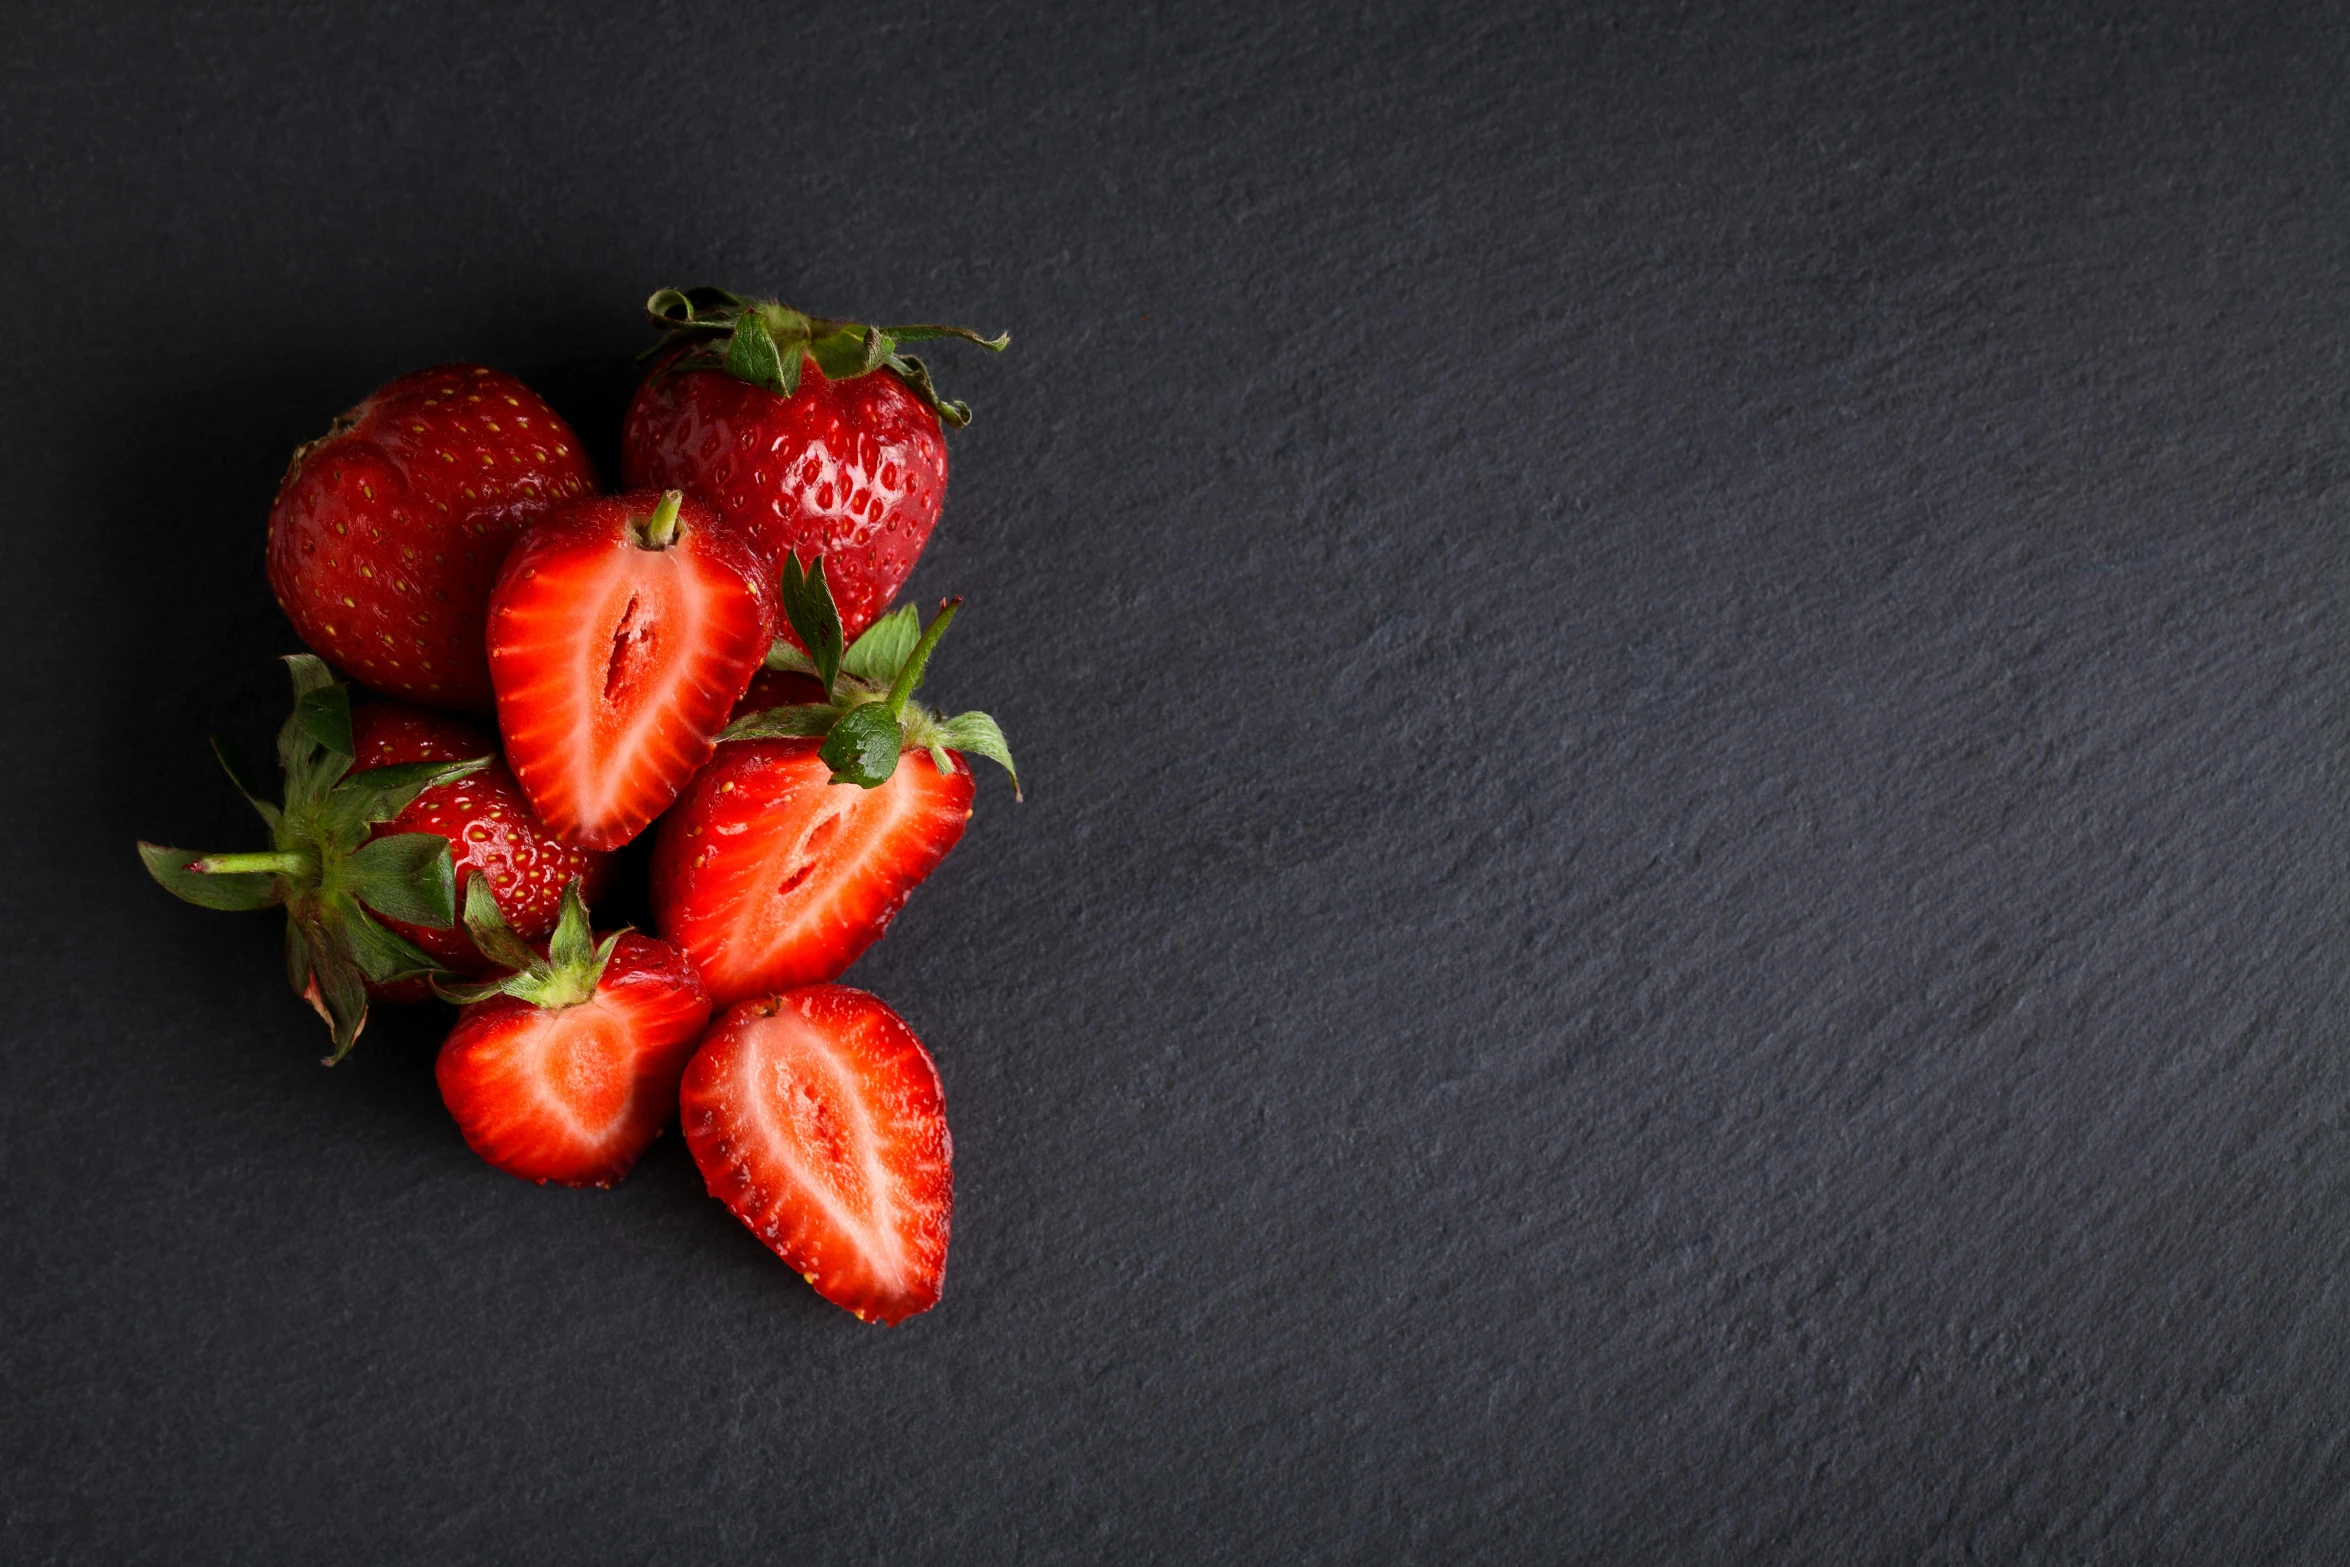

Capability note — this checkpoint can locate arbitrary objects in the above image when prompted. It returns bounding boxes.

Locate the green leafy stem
[137,654,488,1061]
[721,554,1020,797]
[641,286,1008,430]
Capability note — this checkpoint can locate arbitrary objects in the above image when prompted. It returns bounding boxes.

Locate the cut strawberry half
[434,879,711,1188]
[651,738,974,1005]
[488,489,776,851]
[681,985,952,1324]
[650,555,1018,1005]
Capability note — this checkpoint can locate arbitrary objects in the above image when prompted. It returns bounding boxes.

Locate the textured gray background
[3,1,2346,1561]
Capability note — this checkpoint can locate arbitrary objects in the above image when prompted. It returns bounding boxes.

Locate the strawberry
[681,985,952,1324]
[139,656,499,1058]
[266,364,596,711]
[487,489,776,852]
[619,287,1006,642]
[347,703,610,983]
[649,561,1017,1006]
[653,739,973,1006]
[731,667,828,721]
[434,880,711,1188]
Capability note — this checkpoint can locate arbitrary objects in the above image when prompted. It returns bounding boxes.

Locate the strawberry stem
[434,878,619,1011]
[886,598,959,717]
[641,287,1007,429]
[636,490,684,549]
[193,849,315,876]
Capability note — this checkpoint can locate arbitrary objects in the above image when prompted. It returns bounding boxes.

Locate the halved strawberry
[487,489,776,851]
[651,738,974,1005]
[650,562,1017,1005]
[435,880,711,1188]
[681,985,952,1324]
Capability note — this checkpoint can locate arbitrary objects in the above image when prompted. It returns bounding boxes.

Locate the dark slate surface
[3,1,2346,1560]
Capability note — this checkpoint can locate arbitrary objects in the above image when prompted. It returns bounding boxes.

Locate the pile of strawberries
[139,288,1016,1326]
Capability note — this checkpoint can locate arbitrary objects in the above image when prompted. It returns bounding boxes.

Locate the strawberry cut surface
[488,490,776,851]
[681,986,952,1324]
[437,931,711,1187]
[267,364,596,711]
[622,355,946,642]
[650,739,974,1006]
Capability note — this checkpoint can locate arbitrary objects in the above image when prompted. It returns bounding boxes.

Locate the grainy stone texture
[2,1,2346,1560]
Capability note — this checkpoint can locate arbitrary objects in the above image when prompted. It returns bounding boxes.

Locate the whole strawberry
[348,703,609,983]
[137,657,604,1057]
[619,287,1005,642]
[267,364,596,711]
[141,658,481,1056]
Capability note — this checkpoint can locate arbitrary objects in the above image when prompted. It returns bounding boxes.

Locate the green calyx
[432,878,620,1011]
[720,553,1022,797]
[136,654,490,1062]
[641,285,1009,430]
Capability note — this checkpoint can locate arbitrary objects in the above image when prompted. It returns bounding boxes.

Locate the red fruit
[623,356,941,640]
[487,489,776,851]
[436,884,711,1188]
[620,289,1005,641]
[649,739,973,1006]
[266,364,596,711]
[732,667,828,721]
[681,986,952,1324]
[140,657,530,1058]
[349,703,608,982]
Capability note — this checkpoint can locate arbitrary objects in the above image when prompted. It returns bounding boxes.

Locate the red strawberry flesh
[437,932,711,1187]
[488,490,776,851]
[681,985,952,1323]
[649,738,973,1006]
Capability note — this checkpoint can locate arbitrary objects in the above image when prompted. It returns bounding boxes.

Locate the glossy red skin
[350,704,609,996]
[649,739,974,1007]
[487,491,777,852]
[731,668,828,721]
[621,355,947,642]
[437,933,712,1187]
[681,986,952,1324]
[267,365,597,711]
